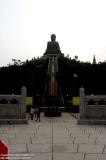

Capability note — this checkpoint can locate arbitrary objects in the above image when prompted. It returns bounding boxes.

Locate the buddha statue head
[51,34,56,42]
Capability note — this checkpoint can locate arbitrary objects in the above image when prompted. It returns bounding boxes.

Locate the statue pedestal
[44,111,61,117]
[44,96,62,117]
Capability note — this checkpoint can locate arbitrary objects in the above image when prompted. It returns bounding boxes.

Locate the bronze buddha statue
[45,34,61,54]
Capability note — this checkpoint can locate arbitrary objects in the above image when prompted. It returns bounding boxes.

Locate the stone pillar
[79,86,85,119]
[21,86,27,119]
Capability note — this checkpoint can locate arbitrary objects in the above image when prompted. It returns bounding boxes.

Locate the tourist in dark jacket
[35,107,40,122]
[30,106,35,120]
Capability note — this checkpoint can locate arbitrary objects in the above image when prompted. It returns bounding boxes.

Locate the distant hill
[0,56,106,103]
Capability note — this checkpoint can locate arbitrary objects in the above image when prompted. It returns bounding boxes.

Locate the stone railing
[78,87,106,124]
[0,86,27,124]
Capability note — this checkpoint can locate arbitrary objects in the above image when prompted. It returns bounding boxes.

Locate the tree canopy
[0,56,106,101]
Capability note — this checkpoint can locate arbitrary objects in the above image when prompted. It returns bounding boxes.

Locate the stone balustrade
[0,86,27,124]
[78,87,106,124]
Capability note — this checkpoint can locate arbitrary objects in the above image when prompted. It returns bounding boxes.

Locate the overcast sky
[1,0,106,66]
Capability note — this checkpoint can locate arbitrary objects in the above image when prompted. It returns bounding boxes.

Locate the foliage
[58,56,106,96]
[0,58,48,97]
[0,56,106,103]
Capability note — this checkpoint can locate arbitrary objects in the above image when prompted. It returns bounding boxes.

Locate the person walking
[35,107,40,122]
[30,106,35,120]
[34,107,38,119]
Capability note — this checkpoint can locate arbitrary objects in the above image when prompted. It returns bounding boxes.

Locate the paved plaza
[1,112,106,160]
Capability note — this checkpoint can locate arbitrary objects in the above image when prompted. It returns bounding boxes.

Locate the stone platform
[44,111,62,117]
[1,113,106,160]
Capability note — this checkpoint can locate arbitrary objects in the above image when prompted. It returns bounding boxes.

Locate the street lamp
[73,73,78,96]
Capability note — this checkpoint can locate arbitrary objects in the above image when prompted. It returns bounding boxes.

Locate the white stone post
[79,86,85,119]
[21,86,27,119]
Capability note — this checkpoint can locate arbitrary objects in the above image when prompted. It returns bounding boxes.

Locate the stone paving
[1,113,106,159]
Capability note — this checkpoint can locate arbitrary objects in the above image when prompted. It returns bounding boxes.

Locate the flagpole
[73,76,75,96]
[73,73,77,96]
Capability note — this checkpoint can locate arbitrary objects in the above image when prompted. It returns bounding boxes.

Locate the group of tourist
[30,106,40,122]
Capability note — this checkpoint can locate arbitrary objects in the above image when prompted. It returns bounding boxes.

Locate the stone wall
[0,86,27,124]
[78,87,106,124]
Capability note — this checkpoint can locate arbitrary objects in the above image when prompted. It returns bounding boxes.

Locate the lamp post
[73,73,78,96]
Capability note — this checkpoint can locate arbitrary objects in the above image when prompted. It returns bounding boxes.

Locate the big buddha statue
[44,34,61,55]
